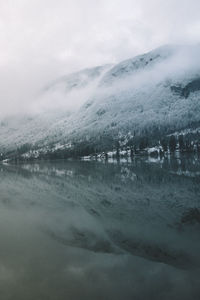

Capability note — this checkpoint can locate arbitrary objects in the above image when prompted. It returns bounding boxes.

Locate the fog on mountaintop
[1,44,200,119]
[32,44,200,113]
[0,0,200,117]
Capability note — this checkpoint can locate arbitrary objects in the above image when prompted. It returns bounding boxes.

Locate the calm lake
[0,155,200,300]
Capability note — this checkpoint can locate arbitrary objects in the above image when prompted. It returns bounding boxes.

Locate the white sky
[0,0,200,115]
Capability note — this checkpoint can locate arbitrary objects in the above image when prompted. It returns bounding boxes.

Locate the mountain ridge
[1,44,200,160]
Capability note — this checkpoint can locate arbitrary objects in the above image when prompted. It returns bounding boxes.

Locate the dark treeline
[1,125,200,162]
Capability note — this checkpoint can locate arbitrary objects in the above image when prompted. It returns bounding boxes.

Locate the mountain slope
[1,44,200,158]
[43,45,200,151]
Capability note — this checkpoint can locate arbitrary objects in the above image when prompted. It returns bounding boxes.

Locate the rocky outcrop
[171,78,200,98]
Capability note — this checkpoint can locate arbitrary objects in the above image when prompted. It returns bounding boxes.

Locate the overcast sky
[0,0,200,116]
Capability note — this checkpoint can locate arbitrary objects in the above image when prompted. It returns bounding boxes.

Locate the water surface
[0,155,200,300]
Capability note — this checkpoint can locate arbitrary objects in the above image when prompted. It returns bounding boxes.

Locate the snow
[147,146,162,155]
[1,44,200,157]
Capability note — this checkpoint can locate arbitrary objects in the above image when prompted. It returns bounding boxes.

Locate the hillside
[1,45,200,160]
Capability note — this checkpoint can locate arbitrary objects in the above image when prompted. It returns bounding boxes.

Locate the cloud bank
[0,0,200,116]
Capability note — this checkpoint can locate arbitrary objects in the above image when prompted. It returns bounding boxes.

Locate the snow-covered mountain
[0,65,110,152]
[1,44,200,158]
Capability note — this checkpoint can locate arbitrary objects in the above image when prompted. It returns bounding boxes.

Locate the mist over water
[0,155,200,300]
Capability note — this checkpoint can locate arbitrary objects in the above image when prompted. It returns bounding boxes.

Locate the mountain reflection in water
[0,154,200,300]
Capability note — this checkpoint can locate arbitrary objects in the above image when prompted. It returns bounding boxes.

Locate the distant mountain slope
[0,112,68,152]
[99,45,177,86]
[1,44,200,158]
[44,45,200,150]
[0,65,110,152]
[45,65,111,92]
